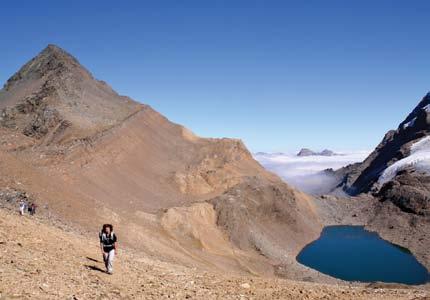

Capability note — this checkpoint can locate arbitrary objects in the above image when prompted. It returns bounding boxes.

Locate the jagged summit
[398,92,430,130]
[4,44,92,91]
[32,44,79,66]
[0,44,141,144]
[43,44,75,57]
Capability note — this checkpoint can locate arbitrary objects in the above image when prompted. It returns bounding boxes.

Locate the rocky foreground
[1,208,429,300]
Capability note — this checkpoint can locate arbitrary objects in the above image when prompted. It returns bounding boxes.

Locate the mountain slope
[0,45,322,278]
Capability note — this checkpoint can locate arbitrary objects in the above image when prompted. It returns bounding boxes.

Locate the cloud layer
[254,151,369,195]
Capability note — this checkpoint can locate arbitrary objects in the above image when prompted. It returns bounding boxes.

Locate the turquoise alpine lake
[296,225,430,285]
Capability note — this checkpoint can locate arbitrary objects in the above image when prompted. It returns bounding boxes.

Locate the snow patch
[378,136,430,185]
[403,117,416,129]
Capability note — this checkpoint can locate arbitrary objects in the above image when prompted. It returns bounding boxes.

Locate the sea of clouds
[254,151,370,195]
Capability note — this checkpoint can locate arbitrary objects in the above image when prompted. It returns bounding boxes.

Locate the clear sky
[1,1,429,152]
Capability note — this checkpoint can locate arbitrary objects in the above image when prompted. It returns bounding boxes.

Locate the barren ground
[1,208,429,300]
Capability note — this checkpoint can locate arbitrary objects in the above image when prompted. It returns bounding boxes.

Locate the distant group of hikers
[18,200,37,216]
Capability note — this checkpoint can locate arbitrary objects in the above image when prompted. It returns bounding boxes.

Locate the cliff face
[334,93,430,215]
[0,45,322,277]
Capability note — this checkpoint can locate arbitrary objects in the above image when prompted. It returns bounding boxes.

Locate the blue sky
[1,1,429,152]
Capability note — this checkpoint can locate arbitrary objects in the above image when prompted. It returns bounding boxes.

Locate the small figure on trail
[19,200,26,215]
[99,224,118,274]
[27,202,33,214]
[30,203,37,215]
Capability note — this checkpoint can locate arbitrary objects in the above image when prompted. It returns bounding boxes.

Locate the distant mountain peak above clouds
[297,148,315,156]
[297,148,337,157]
[253,150,369,195]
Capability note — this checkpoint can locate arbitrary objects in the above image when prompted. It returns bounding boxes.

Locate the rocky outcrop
[173,139,254,195]
[376,169,430,216]
[211,176,321,260]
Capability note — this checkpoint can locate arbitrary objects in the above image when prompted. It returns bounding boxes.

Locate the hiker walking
[19,200,26,215]
[30,203,37,215]
[99,224,118,274]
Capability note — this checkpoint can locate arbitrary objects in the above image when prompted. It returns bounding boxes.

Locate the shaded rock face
[0,80,59,135]
[377,169,430,216]
[334,93,430,215]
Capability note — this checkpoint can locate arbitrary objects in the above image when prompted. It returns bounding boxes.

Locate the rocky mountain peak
[320,149,335,156]
[4,44,92,91]
[297,148,337,157]
[0,45,140,144]
[297,148,316,156]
